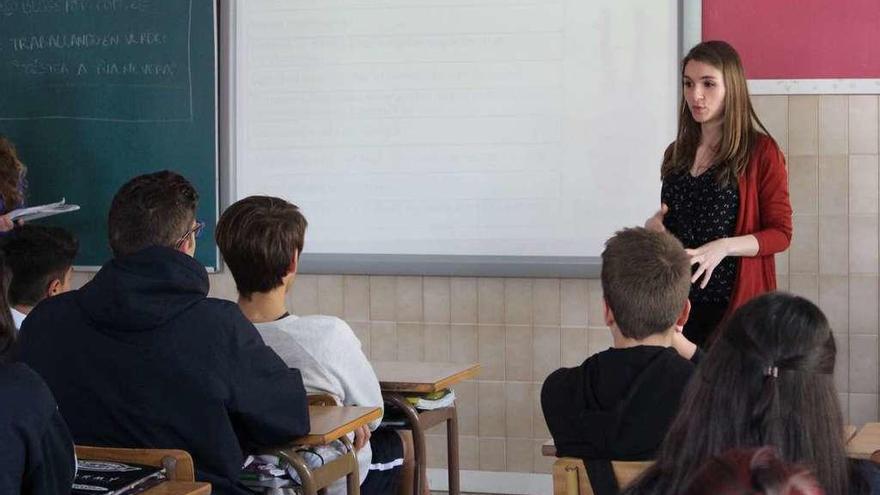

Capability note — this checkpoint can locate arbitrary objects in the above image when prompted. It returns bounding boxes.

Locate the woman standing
[0,136,26,232]
[646,40,792,348]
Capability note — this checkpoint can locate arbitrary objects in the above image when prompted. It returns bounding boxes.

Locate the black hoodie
[18,246,310,495]
[541,346,696,461]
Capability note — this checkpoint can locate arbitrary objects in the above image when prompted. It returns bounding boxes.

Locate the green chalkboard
[0,0,218,268]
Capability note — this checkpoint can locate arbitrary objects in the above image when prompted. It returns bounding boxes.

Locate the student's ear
[603,298,615,328]
[675,299,692,330]
[287,249,299,276]
[46,277,64,298]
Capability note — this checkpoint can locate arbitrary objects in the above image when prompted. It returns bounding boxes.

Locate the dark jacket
[0,362,75,495]
[18,246,310,495]
[541,346,697,461]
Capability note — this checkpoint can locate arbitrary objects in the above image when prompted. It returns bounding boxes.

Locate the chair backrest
[307,393,339,406]
[552,457,652,495]
[75,446,196,481]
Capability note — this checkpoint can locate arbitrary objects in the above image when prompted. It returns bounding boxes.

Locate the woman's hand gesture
[686,238,731,289]
[645,203,669,233]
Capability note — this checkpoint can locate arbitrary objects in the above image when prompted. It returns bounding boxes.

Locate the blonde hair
[661,40,775,188]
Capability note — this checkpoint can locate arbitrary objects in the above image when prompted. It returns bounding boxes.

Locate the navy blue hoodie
[18,246,310,495]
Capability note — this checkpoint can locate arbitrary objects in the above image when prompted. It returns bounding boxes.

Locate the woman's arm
[752,139,793,256]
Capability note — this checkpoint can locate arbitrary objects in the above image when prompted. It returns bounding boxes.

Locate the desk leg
[385,393,427,495]
[446,404,460,495]
[279,451,319,495]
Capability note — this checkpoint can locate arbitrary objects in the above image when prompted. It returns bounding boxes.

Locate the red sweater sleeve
[753,139,793,256]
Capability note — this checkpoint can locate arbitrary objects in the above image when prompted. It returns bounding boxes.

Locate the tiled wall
[68,94,880,477]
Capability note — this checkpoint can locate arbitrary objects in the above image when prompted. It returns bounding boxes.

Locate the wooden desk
[373,361,480,495]
[847,423,880,459]
[144,481,211,495]
[268,405,381,495]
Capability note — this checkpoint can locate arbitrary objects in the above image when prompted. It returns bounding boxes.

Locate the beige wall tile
[505,279,533,325]
[70,270,95,290]
[533,326,561,382]
[456,380,478,436]
[450,324,478,364]
[818,155,848,215]
[369,322,397,361]
[850,276,879,335]
[533,279,561,326]
[397,323,424,361]
[850,155,880,215]
[752,95,789,154]
[835,332,849,393]
[789,96,818,156]
[533,440,555,474]
[369,276,396,321]
[849,393,879,425]
[819,216,848,275]
[788,155,818,216]
[395,276,423,322]
[423,277,451,323]
[451,278,478,324]
[850,335,879,393]
[839,393,850,423]
[460,436,480,470]
[561,279,588,326]
[505,382,534,438]
[586,280,605,328]
[588,328,614,356]
[506,438,534,473]
[317,275,344,317]
[350,321,371,358]
[289,274,319,314]
[208,271,237,301]
[533,384,550,438]
[819,95,848,155]
[777,274,790,291]
[849,96,879,154]
[790,215,819,273]
[561,327,588,367]
[424,323,451,361]
[478,278,505,324]
[478,381,507,437]
[788,274,819,304]
[776,250,790,275]
[505,326,533,381]
[850,216,880,274]
[343,276,370,321]
[819,275,849,333]
[479,438,507,472]
[426,434,448,469]
[478,325,506,380]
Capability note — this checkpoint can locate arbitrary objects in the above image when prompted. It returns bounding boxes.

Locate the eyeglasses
[175,220,205,249]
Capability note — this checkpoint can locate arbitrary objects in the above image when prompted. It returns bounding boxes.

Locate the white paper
[8,198,80,222]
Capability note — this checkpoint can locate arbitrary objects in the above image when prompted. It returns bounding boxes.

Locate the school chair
[75,445,197,481]
[552,457,652,495]
[308,393,339,406]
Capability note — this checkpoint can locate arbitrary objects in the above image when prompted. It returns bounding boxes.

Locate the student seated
[622,292,879,495]
[18,172,310,495]
[216,195,412,495]
[0,252,76,494]
[540,228,698,479]
[1,224,78,330]
[683,447,823,495]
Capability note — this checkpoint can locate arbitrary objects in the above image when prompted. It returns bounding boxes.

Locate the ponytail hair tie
[764,366,779,378]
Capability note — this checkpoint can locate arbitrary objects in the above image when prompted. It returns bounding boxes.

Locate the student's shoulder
[0,363,57,419]
[296,314,361,346]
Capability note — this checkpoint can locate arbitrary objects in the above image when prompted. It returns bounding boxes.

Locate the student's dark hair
[1,225,78,307]
[0,135,26,212]
[0,252,17,361]
[683,447,824,495]
[216,195,307,298]
[600,227,690,339]
[623,292,851,495]
[108,171,199,257]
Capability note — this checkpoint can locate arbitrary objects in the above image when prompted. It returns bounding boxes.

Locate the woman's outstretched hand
[645,203,669,232]
[686,238,731,289]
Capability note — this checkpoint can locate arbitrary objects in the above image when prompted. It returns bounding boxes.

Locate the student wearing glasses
[18,171,311,495]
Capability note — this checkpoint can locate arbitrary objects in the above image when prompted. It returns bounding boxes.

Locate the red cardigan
[728,134,793,314]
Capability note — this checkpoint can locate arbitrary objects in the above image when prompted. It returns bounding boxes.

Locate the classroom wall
[66,93,880,477]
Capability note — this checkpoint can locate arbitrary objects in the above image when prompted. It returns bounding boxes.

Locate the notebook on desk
[72,460,167,495]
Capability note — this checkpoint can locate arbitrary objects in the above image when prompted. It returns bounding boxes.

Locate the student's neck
[12,304,32,316]
[612,329,673,349]
[238,287,289,324]
[700,121,722,148]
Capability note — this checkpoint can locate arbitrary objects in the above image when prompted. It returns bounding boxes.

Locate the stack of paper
[8,198,80,222]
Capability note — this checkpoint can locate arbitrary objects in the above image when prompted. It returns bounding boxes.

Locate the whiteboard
[233,0,679,259]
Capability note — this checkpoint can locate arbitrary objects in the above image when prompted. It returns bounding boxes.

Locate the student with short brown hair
[541,227,699,494]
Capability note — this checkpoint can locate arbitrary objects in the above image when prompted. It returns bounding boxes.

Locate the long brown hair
[661,40,774,187]
[623,293,857,495]
[0,136,25,212]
